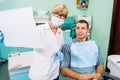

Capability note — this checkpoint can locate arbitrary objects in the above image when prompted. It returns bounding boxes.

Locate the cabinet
[8,51,34,80]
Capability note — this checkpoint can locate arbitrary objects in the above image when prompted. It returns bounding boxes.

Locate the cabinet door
[9,67,30,80]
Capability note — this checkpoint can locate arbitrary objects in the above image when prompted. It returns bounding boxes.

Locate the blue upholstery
[61,16,75,30]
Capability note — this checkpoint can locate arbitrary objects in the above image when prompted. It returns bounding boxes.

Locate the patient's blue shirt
[60,38,104,74]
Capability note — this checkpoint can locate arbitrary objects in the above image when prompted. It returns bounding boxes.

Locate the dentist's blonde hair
[51,3,68,17]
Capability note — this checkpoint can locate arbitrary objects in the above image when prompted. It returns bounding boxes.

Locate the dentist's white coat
[29,23,64,80]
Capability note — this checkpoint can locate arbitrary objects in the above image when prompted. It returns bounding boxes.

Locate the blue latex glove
[56,51,64,61]
[0,30,4,43]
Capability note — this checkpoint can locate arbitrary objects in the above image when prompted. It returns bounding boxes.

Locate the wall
[0,0,114,66]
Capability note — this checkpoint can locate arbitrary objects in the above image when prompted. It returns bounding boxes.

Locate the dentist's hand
[0,30,4,43]
[56,51,64,61]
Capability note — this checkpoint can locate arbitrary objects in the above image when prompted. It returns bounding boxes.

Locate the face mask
[51,16,64,27]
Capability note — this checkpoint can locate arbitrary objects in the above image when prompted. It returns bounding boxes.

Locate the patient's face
[76,22,89,41]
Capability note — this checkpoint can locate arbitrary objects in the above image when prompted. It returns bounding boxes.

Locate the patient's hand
[76,74,95,80]
[91,73,101,80]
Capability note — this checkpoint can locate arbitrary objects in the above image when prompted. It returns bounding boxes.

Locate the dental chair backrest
[70,24,76,39]
[61,16,75,30]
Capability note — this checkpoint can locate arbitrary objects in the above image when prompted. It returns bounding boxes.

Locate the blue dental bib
[70,40,98,68]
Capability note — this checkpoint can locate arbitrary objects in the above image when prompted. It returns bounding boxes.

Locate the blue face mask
[51,16,64,27]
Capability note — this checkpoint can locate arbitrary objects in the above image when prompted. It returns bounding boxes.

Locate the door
[106,0,120,71]
[108,0,120,55]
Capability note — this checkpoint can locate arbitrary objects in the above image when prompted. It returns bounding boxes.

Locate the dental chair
[61,16,75,43]
[61,16,75,30]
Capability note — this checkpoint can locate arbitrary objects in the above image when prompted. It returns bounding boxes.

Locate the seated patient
[60,20,104,80]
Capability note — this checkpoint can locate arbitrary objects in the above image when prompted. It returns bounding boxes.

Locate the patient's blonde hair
[51,3,68,17]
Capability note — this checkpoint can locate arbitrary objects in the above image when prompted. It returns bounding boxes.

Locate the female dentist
[0,3,68,80]
[29,3,68,80]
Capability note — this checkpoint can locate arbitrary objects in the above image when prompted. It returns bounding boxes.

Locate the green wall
[0,0,114,66]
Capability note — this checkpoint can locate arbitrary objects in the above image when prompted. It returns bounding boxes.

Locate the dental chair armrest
[103,75,120,80]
